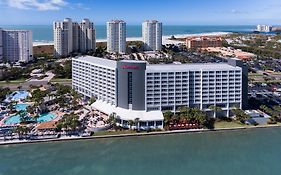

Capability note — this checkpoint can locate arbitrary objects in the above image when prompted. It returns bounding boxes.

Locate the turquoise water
[4,114,27,125]
[0,128,281,175]
[4,104,56,125]
[4,112,56,125]
[0,25,254,41]
[15,104,29,111]
[36,113,56,123]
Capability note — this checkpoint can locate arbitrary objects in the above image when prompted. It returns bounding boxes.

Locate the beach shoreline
[33,32,231,46]
[0,124,280,146]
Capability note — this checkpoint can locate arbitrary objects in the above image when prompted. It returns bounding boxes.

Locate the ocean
[0,128,281,175]
[0,25,254,42]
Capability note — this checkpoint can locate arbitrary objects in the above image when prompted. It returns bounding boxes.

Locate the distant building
[204,47,256,61]
[107,20,126,54]
[53,18,96,58]
[0,29,33,63]
[256,25,272,32]
[53,18,73,57]
[77,19,96,53]
[0,29,2,61]
[186,37,223,49]
[142,20,162,51]
[272,26,281,32]
[72,56,248,129]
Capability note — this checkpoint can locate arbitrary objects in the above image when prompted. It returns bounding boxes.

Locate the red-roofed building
[186,37,223,49]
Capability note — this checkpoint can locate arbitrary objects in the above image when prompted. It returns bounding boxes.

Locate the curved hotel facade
[72,56,247,129]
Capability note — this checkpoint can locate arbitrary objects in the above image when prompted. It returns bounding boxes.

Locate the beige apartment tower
[54,18,96,58]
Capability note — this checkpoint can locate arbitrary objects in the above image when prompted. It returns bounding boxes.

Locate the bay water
[0,128,281,175]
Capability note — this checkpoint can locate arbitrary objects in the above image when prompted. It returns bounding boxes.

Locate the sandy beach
[33,32,231,46]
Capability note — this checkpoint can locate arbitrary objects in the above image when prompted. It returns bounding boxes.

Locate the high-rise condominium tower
[142,20,162,51]
[107,20,126,54]
[53,18,96,58]
[78,19,96,53]
[0,29,33,63]
[53,18,73,57]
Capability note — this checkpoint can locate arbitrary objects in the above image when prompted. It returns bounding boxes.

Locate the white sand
[33,32,231,46]
[33,41,54,46]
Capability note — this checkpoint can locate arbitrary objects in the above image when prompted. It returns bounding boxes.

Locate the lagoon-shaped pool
[4,103,57,125]
[4,112,56,125]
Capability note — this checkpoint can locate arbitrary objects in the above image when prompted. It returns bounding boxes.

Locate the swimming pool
[4,114,24,125]
[36,113,56,123]
[15,104,30,111]
[4,112,57,125]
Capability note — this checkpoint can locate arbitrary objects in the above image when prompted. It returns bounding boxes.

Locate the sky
[0,0,281,25]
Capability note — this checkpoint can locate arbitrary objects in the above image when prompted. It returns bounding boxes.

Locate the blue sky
[0,0,281,25]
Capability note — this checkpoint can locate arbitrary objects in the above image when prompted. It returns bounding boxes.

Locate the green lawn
[50,78,72,83]
[249,73,263,77]
[0,79,26,85]
[214,121,248,129]
[93,130,138,136]
[252,79,281,83]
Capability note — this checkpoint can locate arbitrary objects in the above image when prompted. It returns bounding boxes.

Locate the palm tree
[14,126,23,139]
[260,105,267,111]
[232,108,249,123]
[89,97,96,105]
[163,111,173,126]
[273,106,281,121]
[58,113,80,133]
[14,126,30,139]
[26,105,36,115]
[115,52,120,60]
[17,85,22,91]
[107,112,117,125]
[134,118,140,131]
[17,110,29,124]
[7,101,15,112]
[32,114,40,123]
[128,120,135,130]
[107,112,119,130]
[68,113,80,131]
[208,105,222,118]
[193,109,207,127]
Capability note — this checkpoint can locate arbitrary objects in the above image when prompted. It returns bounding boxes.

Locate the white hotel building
[142,20,162,51]
[72,56,248,130]
[0,29,33,63]
[107,20,126,54]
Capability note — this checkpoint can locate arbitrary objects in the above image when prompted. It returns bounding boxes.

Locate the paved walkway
[1,125,280,146]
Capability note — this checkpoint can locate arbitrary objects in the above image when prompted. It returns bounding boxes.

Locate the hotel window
[128,72,133,104]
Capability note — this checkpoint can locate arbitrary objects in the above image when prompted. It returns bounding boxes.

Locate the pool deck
[4,91,31,103]
[1,124,281,146]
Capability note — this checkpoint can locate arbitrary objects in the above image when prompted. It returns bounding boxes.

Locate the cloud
[69,3,90,10]
[4,0,68,11]
[230,9,248,14]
